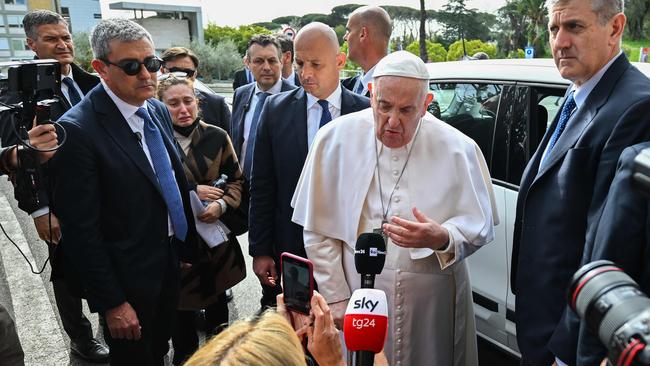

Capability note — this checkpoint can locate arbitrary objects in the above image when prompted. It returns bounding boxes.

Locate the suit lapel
[341,86,361,114]
[533,54,630,182]
[234,85,255,155]
[293,88,309,158]
[94,86,162,194]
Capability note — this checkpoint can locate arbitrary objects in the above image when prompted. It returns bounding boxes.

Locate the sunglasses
[166,67,196,78]
[101,56,163,76]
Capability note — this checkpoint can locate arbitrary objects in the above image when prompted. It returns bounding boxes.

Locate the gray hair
[22,10,67,40]
[90,18,153,60]
[545,0,624,24]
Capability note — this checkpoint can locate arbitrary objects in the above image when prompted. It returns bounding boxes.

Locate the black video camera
[0,59,61,213]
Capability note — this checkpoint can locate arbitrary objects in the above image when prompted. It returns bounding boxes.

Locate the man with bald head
[292,51,497,365]
[248,22,369,308]
[342,6,392,96]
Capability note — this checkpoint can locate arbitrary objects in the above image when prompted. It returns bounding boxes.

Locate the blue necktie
[354,79,365,95]
[135,107,188,241]
[62,77,81,106]
[243,92,269,178]
[318,99,332,128]
[542,91,576,165]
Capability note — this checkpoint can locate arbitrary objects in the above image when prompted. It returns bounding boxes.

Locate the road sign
[525,47,535,59]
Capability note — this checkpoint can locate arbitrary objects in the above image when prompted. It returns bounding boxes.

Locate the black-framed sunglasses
[166,67,196,78]
[101,56,162,76]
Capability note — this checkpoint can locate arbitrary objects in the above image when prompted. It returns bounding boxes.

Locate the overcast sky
[100,0,506,27]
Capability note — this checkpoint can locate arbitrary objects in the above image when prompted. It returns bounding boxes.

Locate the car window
[430,82,502,168]
[539,95,564,128]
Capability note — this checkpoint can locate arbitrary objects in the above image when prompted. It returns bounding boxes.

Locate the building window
[11,39,27,51]
[0,39,9,50]
[7,15,23,28]
[61,7,70,16]
[4,0,27,4]
[93,14,102,19]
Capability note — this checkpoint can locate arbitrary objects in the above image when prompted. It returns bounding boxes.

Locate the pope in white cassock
[291,51,499,366]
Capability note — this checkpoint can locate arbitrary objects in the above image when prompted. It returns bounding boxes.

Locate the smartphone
[281,252,314,315]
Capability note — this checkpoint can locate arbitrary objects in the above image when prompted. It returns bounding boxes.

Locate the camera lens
[568,260,650,354]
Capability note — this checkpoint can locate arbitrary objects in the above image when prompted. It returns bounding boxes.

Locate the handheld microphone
[355,233,386,289]
[134,131,142,145]
[344,289,389,365]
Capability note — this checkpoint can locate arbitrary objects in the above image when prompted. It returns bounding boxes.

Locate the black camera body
[212,174,228,191]
[0,59,61,213]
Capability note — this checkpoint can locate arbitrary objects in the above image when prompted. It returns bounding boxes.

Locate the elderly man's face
[548,0,624,86]
[94,38,157,106]
[372,76,432,149]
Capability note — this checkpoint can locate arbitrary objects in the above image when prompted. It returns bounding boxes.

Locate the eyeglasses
[158,72,189,81]
[101,56,162,76]
[166,67,196,78]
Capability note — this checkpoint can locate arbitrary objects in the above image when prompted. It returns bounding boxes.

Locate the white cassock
[291,108,499,366]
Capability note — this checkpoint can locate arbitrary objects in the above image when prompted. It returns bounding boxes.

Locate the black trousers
[102,256,179,366]
[171,293,229,365]
[52,278,94,342]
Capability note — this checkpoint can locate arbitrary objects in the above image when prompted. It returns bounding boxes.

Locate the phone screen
[282,255,313,315]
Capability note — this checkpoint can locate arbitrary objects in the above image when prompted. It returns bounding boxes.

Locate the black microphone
[354,233,386,289]
[353,233,387,366]
[134,131,142,145]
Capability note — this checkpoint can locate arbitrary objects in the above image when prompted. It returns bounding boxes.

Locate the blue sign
[525,47,535,59]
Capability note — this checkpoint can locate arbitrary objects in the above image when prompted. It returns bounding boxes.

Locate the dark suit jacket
[341,75,371,97]
[574,142,650,365]
[248,87,369,259]
[52,84,195,314]
[511,54,650,365]
[232,69,251,91]
[196,88,231,132]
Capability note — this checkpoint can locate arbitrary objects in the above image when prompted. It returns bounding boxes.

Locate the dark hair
[245,34,282,59]
[275,34,294,62]
[23,10,68,40]
[161,47,200,68]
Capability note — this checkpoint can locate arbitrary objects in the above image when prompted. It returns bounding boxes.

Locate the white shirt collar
[360,65,376,92]
[287,70,297,85]
[62,67,73,80]
[306,83,342,110]
[572,51,622,109]
[254,77,283,95]
[101,80,147,120]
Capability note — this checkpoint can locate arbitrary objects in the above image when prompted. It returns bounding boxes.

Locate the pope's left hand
[383,207,449,250]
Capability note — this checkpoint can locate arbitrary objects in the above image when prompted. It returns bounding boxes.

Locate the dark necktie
[62,77,82,106]
[318,99,332,128]
[243,92,269,178]
[542,91,576,166]
[354,79,365,95]
[135,107,188,241]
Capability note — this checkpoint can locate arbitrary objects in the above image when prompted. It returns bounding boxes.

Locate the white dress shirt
[306,84,342,148]
[241,77,284,163]
[352,65,376,96]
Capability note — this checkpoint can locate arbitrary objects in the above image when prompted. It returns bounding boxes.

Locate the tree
[212,40,243,81]
[204,24,272,56]
[188,40,220,82]
[436,0,495,47]
[496,0,547,58]
[405,40,447,62]
[626,0,650,40]
[419,0,428,62]
[72,32,93,72]
[446,39,497,61]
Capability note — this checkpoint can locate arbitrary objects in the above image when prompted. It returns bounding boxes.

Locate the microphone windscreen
[343,288,388,353]
[355,233,386,275]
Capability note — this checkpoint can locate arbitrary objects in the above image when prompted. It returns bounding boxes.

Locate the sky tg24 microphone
[344,288,388,354]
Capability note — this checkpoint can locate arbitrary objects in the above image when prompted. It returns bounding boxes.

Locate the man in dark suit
[276,34,301,87]
[249,23,370,308]
[573,142,650,365]
[161,47,231,132]
[511,1,650,365]
[232,60,254,91]
[52,19,194,365]
[341,6,391,97]
[0,10,107,362]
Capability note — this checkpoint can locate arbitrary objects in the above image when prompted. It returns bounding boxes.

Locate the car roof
[426,58,650,86]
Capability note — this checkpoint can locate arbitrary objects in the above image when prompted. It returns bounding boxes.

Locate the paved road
[0,177,518,365]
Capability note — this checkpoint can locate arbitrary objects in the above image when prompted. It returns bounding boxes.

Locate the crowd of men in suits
[2,0,650,364]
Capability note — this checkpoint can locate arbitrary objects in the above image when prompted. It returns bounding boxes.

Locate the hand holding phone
[281,252,314,315]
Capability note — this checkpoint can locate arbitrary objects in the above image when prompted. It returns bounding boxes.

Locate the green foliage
[72,32,93,72]
[446,39,497,61]
[623,39,650,62]
[405,40,447,62]
[496,0,547,57]
[186,39,240,81]
[436,0,496,46]
[507,49,526,58]
[625,0,650,40]
[204,24,272,56]
[252,22,280,31]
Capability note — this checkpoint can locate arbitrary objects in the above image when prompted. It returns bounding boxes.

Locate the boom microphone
[344,289,389,365]
[355,233,387,289]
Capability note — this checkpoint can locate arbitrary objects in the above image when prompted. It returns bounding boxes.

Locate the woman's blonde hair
[183,311,306,366]
[156,73,195,101]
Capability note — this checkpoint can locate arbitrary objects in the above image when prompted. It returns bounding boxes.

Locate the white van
[427,58,650,357]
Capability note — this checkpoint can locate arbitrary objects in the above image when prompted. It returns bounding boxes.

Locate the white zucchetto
[373,50,430,80]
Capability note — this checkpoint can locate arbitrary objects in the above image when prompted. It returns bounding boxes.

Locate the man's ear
[336,52,346,70]
[91,59,108,79]
[26,38,37,53]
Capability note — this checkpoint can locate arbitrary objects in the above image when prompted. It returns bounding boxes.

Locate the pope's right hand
[253,255,277,286]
